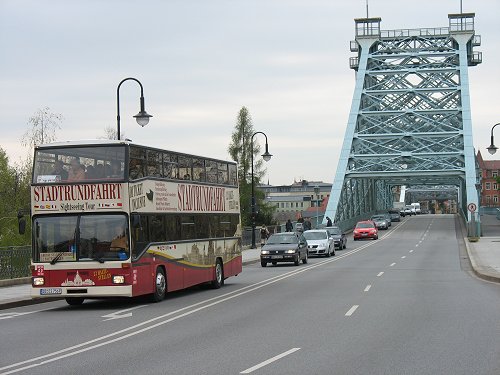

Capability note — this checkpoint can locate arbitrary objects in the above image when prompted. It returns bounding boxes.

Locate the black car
[325,226,347,250]
[388,210,401,222]
[260,232,308,267]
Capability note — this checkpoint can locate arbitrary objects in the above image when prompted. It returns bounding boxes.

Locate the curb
[0,297,61,311]
[463,238,500,283]
[0,277,31,287]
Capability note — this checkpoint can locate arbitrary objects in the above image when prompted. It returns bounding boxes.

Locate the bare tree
[99,125,124,140]
[21,107,63,148]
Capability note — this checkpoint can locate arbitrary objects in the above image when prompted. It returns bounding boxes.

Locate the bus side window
[132,214,148,259]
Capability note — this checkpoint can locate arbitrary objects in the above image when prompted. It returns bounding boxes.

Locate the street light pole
[116,77,153,140]
[487,123,500,155]
[314,185,320,228]
[251,131,272,249]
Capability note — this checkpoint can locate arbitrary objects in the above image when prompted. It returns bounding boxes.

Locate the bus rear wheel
[151,267,166,302]
[65,297,84,306]
[211,259,224,289]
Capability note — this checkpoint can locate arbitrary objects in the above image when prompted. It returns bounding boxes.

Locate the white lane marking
[0,308,52,320]
[390,263,396,267]
[1,220,413,374]
[0,240,385,374]
[364,285,371,292]
[409,250,414,253]
[101,305,147,321]
[345,305,359,316]
[401,256,406,259]
[240,348,301,374]
[377,272,384,277]
[415,244,419,247]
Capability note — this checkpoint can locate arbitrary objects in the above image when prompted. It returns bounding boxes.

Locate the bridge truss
[325,13,482,229]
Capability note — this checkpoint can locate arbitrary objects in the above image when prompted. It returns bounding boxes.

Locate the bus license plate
[40,288,62,295]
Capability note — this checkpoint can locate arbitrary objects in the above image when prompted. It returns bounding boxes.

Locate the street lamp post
[314,185,320,228]
[251,131,272,249]
[116,77,153,140]
[487,123,500,155]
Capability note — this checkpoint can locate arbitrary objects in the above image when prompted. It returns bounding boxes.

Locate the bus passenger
[95,163,105,178]
[129,159,144,179]
[51,160,68,180]
[68,159,85,181]
[108,160,122,178]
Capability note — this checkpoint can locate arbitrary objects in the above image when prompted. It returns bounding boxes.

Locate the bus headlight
[33,277,45,286]
[112,275,125,284]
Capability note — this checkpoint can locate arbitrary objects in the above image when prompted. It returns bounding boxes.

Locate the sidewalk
[1,240,498,310]
[0,248,262,310]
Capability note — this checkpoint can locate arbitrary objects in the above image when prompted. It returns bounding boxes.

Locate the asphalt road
[1,215,499,375]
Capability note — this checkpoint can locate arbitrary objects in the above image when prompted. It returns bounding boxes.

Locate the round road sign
[467,203,477,212]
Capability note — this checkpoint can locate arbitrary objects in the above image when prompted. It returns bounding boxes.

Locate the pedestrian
[285,219,293,232]
[260,225,269,246]
[304,218,312,231]
[326,216,333,227]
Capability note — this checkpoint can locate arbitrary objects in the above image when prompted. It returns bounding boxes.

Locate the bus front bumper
[31,285,133,299]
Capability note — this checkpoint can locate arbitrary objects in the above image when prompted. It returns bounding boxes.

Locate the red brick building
[477,151,500,207]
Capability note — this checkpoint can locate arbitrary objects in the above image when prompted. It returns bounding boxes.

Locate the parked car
[325,226,347,250]
[353,221,378,240]
[388,210,401,222]
[370,215,389,230]
[303,229,335,257]
[260,232,308,267]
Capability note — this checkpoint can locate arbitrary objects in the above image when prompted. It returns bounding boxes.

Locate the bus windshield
[33,145,126,183]
[33,214,129,262]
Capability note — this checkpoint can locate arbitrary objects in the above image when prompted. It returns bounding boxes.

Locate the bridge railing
[0,246,31,280]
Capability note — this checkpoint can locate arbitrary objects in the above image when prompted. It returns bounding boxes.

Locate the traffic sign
[467,203,477,213]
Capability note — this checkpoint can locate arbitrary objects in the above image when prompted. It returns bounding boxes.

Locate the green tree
[228,107,274,226]
[0,148,31,246]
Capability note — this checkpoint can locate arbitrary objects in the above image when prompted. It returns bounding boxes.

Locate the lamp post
[116,77,153,140]
[251,131,272,249]
[314,185,320,228]
[487,123,500,155]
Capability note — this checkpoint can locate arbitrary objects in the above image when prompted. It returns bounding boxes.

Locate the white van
[411,203,421,214]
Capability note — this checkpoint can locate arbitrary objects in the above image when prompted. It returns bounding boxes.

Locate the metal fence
[0,246,31,280]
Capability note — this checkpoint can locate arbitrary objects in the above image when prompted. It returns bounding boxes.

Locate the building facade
[260,180,332,224]
[477,151,500,207]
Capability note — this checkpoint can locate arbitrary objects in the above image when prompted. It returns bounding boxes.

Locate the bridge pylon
[325,13,482,229]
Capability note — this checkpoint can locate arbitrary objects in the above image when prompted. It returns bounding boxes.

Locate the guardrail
[0,246,31,280]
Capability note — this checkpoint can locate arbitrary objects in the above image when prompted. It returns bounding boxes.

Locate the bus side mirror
[18,210,26,235]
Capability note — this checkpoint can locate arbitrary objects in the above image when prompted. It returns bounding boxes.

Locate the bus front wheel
[151,267,166,302]
[65,297,84,306]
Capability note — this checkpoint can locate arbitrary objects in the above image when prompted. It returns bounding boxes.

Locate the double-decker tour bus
[27,140,242,305]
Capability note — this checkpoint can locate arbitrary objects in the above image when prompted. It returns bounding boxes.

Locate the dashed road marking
[345,305,359,317]
[401,256,406,259]
[240,348,301,374]
[409,250,414,253]
[390,263,396,267]
[377,272,384,277]
[364,285,371,292]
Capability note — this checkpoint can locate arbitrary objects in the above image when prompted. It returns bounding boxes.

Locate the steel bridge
[325,12,482,230]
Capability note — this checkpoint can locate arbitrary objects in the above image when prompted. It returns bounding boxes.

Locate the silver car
[303,229,335,257]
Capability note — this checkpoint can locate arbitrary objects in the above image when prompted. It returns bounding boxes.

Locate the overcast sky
[1,0,499,185]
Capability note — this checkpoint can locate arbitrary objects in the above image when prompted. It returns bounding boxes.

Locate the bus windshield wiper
[50,251,65,265]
